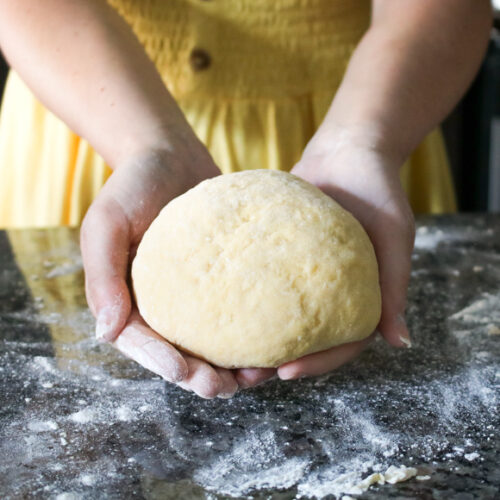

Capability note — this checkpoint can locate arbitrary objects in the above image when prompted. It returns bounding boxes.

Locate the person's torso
[107,0,371,99]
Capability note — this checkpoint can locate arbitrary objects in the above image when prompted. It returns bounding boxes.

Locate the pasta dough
[132,170,381,368]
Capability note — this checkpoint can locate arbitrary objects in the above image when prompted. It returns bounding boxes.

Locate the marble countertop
[0,214,499,499]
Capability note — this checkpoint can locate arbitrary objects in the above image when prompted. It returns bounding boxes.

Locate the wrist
[114,139,219,196]
[305,120,410,172]
[110,100,220,188]
[105,91,208,171]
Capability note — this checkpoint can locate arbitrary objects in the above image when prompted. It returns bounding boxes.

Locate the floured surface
[1,216,499,499]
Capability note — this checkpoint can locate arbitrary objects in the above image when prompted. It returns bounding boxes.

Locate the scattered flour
[115,405,134,422]
[44,255,83,279]
[414,223,495,250]
[54,493,81,500]
[450,292,500,326]
[79,473,97,486]
[32,356,57,374]
[27,420,58,432]
[194,430,310,496]
[68,408,96,424]
[414,226,447,249]
[464,452,480,461]
[4,344,495,499]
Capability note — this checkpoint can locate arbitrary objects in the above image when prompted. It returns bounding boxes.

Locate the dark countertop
[0,214,499,499]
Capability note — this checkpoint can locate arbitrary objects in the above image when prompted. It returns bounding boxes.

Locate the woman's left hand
[237,130,415,386]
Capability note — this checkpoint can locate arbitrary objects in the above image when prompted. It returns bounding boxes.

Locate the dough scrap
[132,170,381,368]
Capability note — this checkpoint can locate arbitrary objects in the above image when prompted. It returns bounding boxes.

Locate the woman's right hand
[81,139,275,398]
[81,140,247,399]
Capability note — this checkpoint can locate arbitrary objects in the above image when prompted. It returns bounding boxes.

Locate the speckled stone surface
[0,215,499,499]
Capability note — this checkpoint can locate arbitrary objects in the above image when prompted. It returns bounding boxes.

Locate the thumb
[80,195,132,342]
[371,211,415,348]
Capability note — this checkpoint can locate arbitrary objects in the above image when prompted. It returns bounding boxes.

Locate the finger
[277,334,375,380]
[113,314,188,383]
[369,210,415,348]
[235,368,277,388]
[177,355,223,399]
[80,196,131,342]
[215,368,239,399]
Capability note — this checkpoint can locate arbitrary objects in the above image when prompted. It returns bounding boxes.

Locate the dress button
[189,48,211,71]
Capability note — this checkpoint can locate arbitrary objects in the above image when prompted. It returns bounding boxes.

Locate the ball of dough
[132,170,381,368]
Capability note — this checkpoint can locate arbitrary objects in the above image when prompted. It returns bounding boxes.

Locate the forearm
[0,0,189,167]
[313,0,492,165]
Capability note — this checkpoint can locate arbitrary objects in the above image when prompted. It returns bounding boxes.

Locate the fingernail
[96,306,119,342]
[399,335,412,348]
[217,389,238,399]
[278,368,299,381]
[397,314,412,348]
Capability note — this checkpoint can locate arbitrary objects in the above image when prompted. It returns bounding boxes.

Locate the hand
[81,143,242,398]
[277,130,415,380]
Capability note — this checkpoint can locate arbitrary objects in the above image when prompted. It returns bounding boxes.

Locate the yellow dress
[0,0,456,228]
